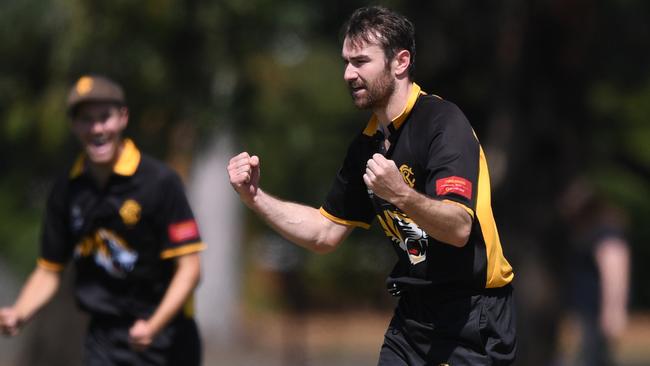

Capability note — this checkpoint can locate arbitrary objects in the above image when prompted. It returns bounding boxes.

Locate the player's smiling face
[342,36,395,110]
[71,102,128,166]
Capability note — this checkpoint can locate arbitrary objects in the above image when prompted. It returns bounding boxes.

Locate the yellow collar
[362,83,425,136]
[69,138,141,179]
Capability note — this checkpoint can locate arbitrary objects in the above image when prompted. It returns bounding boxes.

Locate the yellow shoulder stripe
[319,207,371,229]
[441,199,475,219]
[37,258,65,272]
[160,242,206,260]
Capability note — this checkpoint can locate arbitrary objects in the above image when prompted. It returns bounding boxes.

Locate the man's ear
[393,49,411,77]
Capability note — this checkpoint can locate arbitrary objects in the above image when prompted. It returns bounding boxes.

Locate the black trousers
[378,285,516,366]
[83,314,201,366]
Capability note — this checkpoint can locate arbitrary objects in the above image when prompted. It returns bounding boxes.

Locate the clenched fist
[0,307,23,336]
[363,153,409,204]
[128,319,155,352]
[227,152,261,205]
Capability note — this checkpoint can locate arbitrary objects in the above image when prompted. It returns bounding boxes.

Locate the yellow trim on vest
[183,294,196,318]
[113,139,140,176]
[363,83,423,136]
[37,258,65,272]
[68,139,141,179]
[362,117,379,137]
[160,242,206,260]
[441,199,475,219]
[319,207,371,229]
[69,155,86,179]
[476,146,514,288]
[391,83,422,130]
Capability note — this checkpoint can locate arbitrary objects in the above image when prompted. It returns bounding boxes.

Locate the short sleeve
[321,138,375,229]
[423,102,479,213]
[158,172,206,259]
[39,179,73,271]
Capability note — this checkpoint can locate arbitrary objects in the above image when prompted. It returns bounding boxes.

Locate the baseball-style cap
[67,75,126,116]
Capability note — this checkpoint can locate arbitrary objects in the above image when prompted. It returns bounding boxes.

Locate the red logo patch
[168,220,200,243]
[435,176,472,200]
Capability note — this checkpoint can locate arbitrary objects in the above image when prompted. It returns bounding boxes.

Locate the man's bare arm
[0,266,61,336]
[228,152,354,253]
[364,153,471,247]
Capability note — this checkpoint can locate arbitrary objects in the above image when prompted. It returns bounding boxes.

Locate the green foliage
[302,230,395,309]
[240,41,362,203]
[589,80,650,167]
[0,178,44,275]
[587,77,650,307]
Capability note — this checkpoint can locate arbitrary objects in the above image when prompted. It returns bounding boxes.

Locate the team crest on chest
[119,199,141,226]
[399,164,415,188]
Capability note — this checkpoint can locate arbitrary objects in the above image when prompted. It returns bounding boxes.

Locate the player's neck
[374,80,413,127]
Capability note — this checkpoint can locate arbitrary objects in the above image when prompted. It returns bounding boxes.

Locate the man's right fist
[0,307,23,336]
[227,152,261,203]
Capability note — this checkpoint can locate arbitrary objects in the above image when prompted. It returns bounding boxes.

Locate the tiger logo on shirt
[377,209,429,265]
[74,229,138,278]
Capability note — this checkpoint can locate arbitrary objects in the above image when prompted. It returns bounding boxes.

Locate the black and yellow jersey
[38,139,205,318]
[321,83,513,292]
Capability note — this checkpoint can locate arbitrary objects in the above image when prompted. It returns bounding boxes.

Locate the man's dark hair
[341,6,416,78]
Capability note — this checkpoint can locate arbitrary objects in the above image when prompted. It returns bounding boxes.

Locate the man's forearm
[596,237,630,338]
[247,188,350,254]
[363,154,472,247]
[145,254,201,335]
[13,266,61,324]
[393,188,472,247]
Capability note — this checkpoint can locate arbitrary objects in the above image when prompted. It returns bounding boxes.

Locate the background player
[559,177,630,365]
[0,75,205,365]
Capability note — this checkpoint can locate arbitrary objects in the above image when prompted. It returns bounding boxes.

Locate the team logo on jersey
[399,164,415,188]
[74,229,138,278]
[376,209,428,265]
[119,199,141,226]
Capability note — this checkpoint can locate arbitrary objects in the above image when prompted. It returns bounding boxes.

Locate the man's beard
[348,67,395,110]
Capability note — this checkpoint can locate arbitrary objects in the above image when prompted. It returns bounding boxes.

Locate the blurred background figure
[0,75,205,366]
[559,177,631,366]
